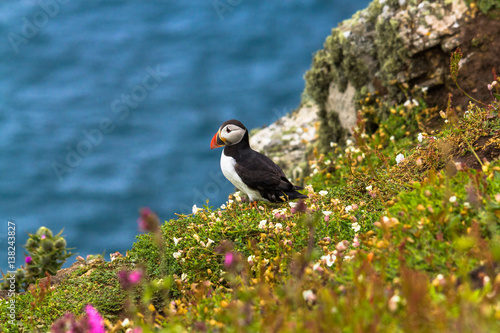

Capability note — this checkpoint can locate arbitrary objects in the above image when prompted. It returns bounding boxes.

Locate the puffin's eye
[226,128,231,133]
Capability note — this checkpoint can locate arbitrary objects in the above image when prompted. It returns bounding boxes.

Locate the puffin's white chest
[220,151,265,202]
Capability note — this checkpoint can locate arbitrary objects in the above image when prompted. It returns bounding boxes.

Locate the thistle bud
[55,238,67,249]
[40,255,52,266]
[26,238,39,250]
[36,226,53,238]
[41,238,54,252]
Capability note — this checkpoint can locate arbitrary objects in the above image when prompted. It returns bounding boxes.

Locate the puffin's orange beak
[210,130,225,149]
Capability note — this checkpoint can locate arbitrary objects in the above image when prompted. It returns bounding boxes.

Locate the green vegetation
[2,46,500,333]
[2,74,499,331]
[467,0,500,15]
[1,226,74,292]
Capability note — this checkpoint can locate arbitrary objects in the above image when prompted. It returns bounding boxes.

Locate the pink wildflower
[336,240,349,252]
[118,269,143,289]
[137,207,159,233]
[25,256,33,264]
[129,270,143,284]
[85,305,105,333]
[291,200,307,214]
[353,236,360,248]
[224,252,234,267]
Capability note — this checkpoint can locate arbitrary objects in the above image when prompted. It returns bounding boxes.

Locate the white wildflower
[205,238,214,248]
[390,136,395,141]
[302,289,315,302]
[417,133,425,142]
[366,185,373,191]
[396,153,405,164]
[272,208,286,216]
[248,255,256,263]
[449,196,457,203]
[313,262,321,271]
[388,294,401,312]
[346,139,354,146]
[289,202,297,208]
[181,273,188,281]
[345,205,353,213]
[192,204,202,215]
[173,251,182,259]
[305,184,314,193]
[319,190,328,196]
[404,99,418,107]
[464,202,470,208]
[258,220,267,229]
[321,253,337,267]
[173,237,181,246]
[275,223,283,230]
[322,211,332,216]
[352,222,361,232]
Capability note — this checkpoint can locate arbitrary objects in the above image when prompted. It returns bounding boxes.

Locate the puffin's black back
[223,122,306,202]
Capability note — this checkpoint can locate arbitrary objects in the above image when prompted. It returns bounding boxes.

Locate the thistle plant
[1,226,74,291]
[24,226,74,283]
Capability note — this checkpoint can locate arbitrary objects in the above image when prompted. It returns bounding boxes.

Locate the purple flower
[118,269,143,289]
[25,256,33,265]
[129,270,143,284]
[85,305,105,333]
[50,313,78,333]
[224,252,234,267]
[137,207,160,233]
[291,200,307,214]
[41,234,46,239]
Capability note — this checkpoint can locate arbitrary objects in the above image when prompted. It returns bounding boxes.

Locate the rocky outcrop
[250,103,319,181]
[303,0,500,152]
[251,0,500,176]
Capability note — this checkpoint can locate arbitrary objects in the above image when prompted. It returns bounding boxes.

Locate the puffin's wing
[234,151,294,191]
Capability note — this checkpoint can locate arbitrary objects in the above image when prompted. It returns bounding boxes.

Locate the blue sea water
[0,0,370,273]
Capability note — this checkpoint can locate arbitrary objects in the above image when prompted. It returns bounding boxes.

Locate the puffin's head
[210,119,247,149]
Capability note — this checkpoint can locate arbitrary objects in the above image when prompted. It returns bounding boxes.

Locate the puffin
[210,119,307,205]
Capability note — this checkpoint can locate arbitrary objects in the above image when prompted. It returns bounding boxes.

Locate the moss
[374,17,407,101]
[317,107,347,151]
[303,49,335,106]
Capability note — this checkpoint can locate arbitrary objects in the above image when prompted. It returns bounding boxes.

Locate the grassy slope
[2,94,500,332]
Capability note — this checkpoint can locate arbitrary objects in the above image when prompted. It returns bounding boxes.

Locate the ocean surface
[0,0,369,273]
